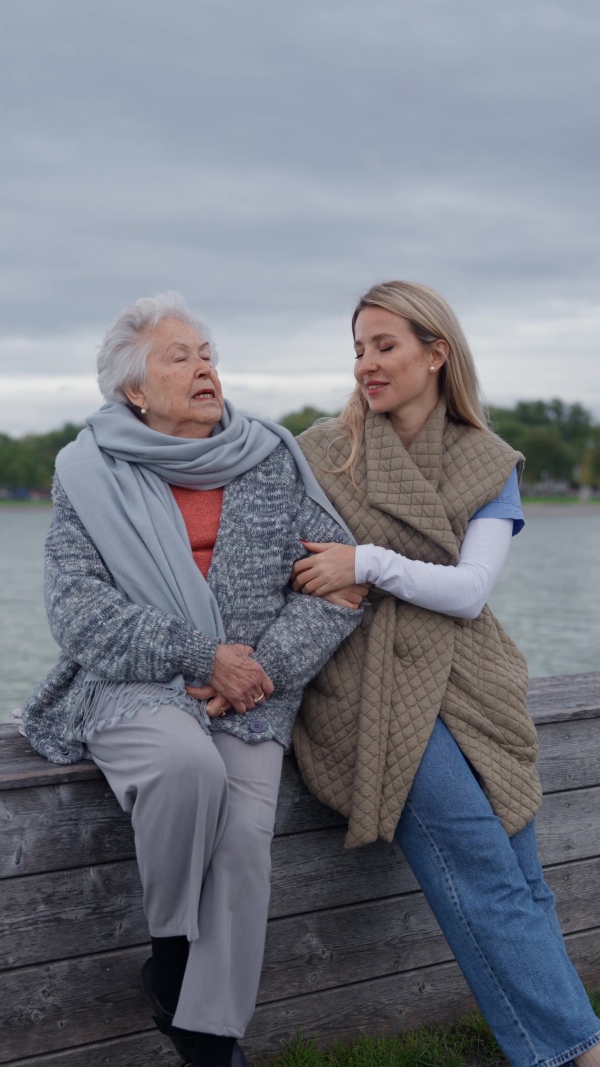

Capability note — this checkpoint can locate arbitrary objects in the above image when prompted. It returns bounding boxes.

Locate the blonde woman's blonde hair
[333,280,487,476]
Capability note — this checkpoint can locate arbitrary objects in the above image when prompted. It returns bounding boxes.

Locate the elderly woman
[22,292,362,1067]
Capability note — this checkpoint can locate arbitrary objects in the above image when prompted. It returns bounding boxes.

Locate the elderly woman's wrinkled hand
[187,643,274,714]
[292,541,358,597]
[185,643,272,713]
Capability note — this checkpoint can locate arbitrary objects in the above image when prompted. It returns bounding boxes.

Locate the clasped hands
[185,644,273,719]
[186,542,368,719]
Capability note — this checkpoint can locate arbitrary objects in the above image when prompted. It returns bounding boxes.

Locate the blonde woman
[291,281,600,1067]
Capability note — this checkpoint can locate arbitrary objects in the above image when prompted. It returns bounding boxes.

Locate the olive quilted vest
[294,400,541,848]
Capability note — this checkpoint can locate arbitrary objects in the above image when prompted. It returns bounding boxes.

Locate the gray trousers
[87,702,284,1037]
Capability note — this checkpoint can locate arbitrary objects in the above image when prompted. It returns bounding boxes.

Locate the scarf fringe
[63,677,211,742]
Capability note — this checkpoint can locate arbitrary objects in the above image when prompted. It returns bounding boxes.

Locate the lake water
[1,506,599,723]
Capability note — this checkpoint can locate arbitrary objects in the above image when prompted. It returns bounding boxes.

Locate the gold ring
[256,691,265,703]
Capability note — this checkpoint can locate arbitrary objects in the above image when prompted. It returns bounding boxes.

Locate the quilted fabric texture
[293,400,541,849]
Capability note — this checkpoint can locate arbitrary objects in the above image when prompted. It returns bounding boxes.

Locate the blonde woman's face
[353,307,445,419]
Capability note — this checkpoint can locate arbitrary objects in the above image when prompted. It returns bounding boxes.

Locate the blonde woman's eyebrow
[354,332,396,349]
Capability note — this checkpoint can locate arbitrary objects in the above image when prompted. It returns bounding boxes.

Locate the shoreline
[1,500,600,515]
[523,503,600,517]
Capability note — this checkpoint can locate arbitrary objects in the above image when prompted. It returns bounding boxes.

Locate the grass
[521,495,600,504]
[260,1013,504,1067]
[255,989,600,1067]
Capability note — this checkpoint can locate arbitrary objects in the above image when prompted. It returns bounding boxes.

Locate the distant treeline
[282,399,600,489]
[0,424,82,495]
[1,401,599,494]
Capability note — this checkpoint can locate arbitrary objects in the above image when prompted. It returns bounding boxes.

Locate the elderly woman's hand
[185,643,273,714]
[292,542,357,597]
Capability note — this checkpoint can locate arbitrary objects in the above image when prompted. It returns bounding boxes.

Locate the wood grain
[2,672,598,790]
[4,926,600,1064]
[526,673,600,724]
[4,850,599,996]
[14,1029,174,1067]
[245,926,600,1058]
[0,780,135,880]
[0,946,150,1062]
[0,726,103,791]
[536,717,600,793]
[536,786,600,865]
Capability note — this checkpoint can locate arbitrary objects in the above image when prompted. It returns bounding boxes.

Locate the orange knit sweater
[170,485,224,579]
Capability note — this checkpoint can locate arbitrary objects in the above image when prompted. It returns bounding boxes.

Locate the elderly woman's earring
[140,406,147,414]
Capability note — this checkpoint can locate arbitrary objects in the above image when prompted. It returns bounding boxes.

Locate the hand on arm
[291,541,359,596]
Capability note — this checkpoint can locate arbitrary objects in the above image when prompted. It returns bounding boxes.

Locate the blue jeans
[394,717,600,1067]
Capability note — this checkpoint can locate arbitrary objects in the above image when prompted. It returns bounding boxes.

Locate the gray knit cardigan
[23,443,362,764]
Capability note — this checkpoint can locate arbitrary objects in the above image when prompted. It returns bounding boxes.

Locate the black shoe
[140,956,194,1065]
[140,957,249,1067]
[232,1042,249,1067]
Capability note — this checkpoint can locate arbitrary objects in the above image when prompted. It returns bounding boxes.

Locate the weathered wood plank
[527,673,600,724]
[3,779,600,932]
[6,926,600,1064]
[536,717,600,794]
[271,829,416,915]
[14,1030,174,1067]
[546,857,600,934]
[0,726,102,791]
[0,780,135,880]
[2,761,599,884]
[245,926,600,1058]
[0,832,413,969]
[0,861,146,970]
[1,672,598,791]
[536,786,600,865]
[0,774,342,882]
[275,757,343,835]
[3,815,600,1000]
[0,946,150,1062]
[261,854,600,1003]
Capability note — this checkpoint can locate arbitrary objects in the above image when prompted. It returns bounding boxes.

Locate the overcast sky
[1,0,599,434]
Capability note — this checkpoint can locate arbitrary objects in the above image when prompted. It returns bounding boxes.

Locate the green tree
[489,399,597,486]
[0,423,82,492]
[517,426,574,484]
[280,406,333,437]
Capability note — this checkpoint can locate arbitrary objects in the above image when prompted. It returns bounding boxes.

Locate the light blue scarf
[56,400,352,738]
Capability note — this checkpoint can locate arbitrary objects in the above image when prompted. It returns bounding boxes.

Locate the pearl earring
[429,366,436,373]
[140,407,147,414]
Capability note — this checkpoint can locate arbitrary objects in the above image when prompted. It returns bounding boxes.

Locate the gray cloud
[0,0,599,368]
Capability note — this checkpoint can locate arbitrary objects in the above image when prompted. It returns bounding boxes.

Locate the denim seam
[536,1029,600,1067]
[404,797,540,1065]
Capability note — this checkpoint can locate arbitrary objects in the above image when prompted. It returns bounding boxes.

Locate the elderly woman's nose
[193,358,215,376]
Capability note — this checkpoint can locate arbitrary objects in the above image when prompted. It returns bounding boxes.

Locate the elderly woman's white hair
[97,291,217,404]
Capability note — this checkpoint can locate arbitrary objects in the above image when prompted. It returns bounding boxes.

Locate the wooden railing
[1,672,600,1066]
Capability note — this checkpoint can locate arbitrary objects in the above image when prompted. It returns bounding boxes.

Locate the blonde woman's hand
[322,583,370,609]
[292,542,357,596]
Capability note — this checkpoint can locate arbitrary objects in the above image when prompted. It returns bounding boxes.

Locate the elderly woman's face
[126,317,225,438]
